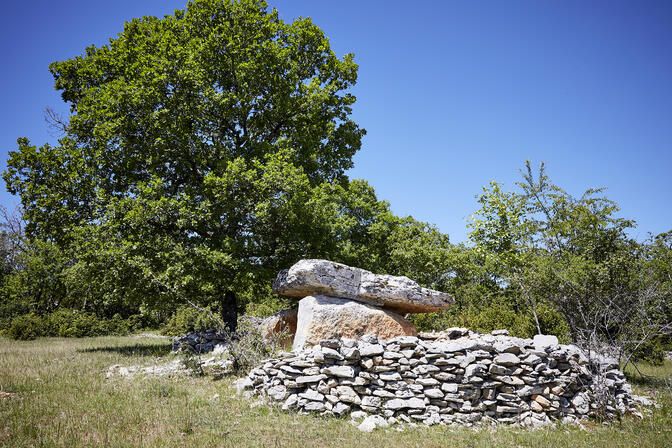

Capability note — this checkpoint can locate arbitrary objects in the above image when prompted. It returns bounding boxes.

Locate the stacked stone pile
[238,330,636,427]
[172,330,229,353]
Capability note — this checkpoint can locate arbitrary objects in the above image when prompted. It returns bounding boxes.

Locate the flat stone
[335,385,361,405]
[417,378,439,386]
[299,389,324,401]
[267,385,288,401]
[332,402,350,415]
[494,353,521,366]
[292,295,416,350]
[359,343,385,357]
[322,365,356,378]
[303,401,325,412]
[273,259,454,313]
[384,397,426,410]
[532,394,551,408]
[296,374,327,384]
[362,396,382,408]
[424,388,444,399]
[373,389,396,398]
[380,372,402,381]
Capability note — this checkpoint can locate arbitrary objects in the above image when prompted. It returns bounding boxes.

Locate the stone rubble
[106,354,233,379]
[237,329,638,429]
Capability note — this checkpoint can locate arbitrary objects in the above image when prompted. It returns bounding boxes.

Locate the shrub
[226,318,287,374]
[630,335,666,365]
[0,317,11,333]
[410,300,571,342]
[161,306,223,336]
[8,314,44,340]
[533,301,571,343]
[7,310,133,340]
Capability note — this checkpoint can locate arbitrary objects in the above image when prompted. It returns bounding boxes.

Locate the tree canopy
[3,0,452,322]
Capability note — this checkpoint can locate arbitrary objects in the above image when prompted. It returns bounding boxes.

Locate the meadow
[0,335,670,448]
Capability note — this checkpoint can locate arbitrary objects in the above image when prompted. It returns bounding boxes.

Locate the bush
[410,300,571,342]
[226,318,287,374]
[161,306,223,336]
[533,301,571,343]
[7,310,134,340]
[0,316,11,333]
[8,313,44,340]
[630,335,666,365]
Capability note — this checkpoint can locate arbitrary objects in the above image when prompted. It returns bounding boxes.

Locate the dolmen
[270,259,454,350]
[241,260,641,429]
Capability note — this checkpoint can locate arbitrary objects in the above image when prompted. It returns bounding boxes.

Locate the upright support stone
[293,295,417,350]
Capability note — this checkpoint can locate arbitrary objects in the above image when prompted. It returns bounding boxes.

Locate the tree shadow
[79,342,172,357]
[625,372,671,390]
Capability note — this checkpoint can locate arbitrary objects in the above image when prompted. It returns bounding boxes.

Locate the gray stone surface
[238,329,640,429]
[273,259,454,313]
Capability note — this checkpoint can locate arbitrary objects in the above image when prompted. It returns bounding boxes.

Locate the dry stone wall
[238,330,635,427]
[172,330,228,353]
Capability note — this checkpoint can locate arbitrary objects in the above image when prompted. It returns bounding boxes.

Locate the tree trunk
[220,290,238,333]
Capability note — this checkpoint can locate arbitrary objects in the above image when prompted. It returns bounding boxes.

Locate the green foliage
[411,300,571,342]
[7,313,43,340]
[7,310,134,341]
[3,0,368,317]
[1,238,68,316]
[243,293,294,318]
[180,345,206,377]
[160,306,223,336]
[631,336,666,365]
[532,301,572,343]
[463,161,671,367]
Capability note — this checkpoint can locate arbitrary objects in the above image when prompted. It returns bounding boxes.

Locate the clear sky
[1,0,671,243]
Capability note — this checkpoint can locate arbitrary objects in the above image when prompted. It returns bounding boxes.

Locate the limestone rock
[261,308,298,346]
[358,415,388,432]
[273,259,454,313]
[240,325,636,427]
[533,334,559,349]
[292,295,417,350]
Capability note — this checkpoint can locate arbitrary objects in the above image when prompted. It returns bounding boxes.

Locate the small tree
[468,161,671,368]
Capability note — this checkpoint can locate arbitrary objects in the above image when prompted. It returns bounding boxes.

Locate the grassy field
[0,335,670,448]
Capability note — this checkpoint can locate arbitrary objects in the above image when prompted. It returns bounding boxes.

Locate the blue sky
[1,0,671,243]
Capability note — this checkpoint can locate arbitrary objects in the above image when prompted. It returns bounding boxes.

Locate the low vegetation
[0,335,670,448]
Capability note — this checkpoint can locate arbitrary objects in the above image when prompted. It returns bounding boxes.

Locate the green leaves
[4,0,373,315]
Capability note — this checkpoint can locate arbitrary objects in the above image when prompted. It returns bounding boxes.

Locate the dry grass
[0,335,670,448]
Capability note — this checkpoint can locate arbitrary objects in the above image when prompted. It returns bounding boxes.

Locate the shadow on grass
[624,361,672,390]
[79,342,172,357]
[626,372,671,389]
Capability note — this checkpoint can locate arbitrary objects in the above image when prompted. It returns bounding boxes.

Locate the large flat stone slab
[293,295,417,350]
[273,259,454,314]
